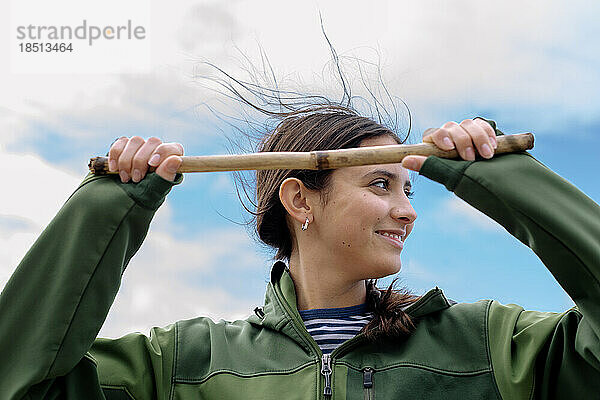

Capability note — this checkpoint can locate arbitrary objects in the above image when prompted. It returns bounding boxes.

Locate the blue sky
[1,0,599,336]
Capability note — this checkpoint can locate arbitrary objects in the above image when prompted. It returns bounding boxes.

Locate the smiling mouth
[375,231,404,248]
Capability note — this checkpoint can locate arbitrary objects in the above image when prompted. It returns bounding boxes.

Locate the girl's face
[311,135,417,280]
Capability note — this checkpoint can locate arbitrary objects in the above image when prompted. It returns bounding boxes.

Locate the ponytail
[362,279,419,341]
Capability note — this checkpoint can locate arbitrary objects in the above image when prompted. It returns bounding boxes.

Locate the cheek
[323,195,382,249]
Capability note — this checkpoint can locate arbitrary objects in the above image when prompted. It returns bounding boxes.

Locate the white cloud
[99,209,267,337]
[2,0,598,154]
[0,150,80,226]
[0,150,267,338]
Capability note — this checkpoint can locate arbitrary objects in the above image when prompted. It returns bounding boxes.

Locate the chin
[366,260,402,279]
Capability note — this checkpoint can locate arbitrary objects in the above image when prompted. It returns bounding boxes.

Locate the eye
[404,189,415,199]
[370,178,390,190]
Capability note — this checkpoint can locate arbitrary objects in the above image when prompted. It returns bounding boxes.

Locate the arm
[0,172,181,399]
[419,119,600,398]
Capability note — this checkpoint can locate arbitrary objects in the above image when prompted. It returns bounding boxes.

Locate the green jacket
[1,119,599,399]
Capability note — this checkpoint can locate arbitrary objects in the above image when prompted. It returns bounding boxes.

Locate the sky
[1,0,599,338]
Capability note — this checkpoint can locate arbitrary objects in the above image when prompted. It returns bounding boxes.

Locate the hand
[402,118,497,172]
[108,136,184,183]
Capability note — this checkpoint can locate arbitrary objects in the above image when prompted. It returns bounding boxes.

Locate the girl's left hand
[402,118,498,172]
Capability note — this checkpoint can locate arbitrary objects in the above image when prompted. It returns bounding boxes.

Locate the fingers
[147,142,184,167]
[422,127,458,151]
[155,155,183,182]
[423,120,496,161]
[130,137,162,182]
[473,118,498,149]
[117,136,146,182]
[151,143,184,182]
[107,136,184,183]
[402,155,427,172]
[108,137,128,172]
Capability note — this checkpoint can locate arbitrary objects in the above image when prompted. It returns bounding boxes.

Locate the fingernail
[442,137,454,149]
[148,154,160,166]
[119,171,129,183]
[465,147,475,160]
[481,143,493,159]
[109,160,116,171]
[132,169,141,182]
[491,136,498,149]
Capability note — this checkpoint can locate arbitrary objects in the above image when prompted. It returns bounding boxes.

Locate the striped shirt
[299,303,373,355]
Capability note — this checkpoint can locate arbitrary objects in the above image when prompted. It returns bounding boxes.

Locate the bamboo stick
[89,132,534,175]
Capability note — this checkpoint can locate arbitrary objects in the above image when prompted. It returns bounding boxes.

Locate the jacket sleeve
[0,171,182,399]
[419,118,600,399]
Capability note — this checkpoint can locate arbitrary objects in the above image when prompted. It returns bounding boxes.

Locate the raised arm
[417,118,600,398]
[0,137,183,399]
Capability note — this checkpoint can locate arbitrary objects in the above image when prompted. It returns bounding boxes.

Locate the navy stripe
[298,303,368,319]
[299,303,373,355]
[304,318,369,328]
[307,328,366,336]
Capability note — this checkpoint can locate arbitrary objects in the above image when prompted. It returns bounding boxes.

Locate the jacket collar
[253,261,454,350]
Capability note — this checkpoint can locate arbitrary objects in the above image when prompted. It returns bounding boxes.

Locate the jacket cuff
[419,156,473,192]
[118,172,183,210]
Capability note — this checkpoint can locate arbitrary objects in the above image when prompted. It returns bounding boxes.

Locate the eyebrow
[362,169,412,188]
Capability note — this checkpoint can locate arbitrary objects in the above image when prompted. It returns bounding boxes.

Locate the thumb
[155,155,182,182]
[401,155,428,172]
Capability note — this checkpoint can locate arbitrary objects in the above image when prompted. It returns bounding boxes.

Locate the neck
[288,249,367,311]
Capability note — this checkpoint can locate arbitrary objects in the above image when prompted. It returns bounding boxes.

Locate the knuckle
[154,143,167,153]
[453,130,470,143]
[442,121,458,128]
[147,136,162,145]
[435,127,450,137]
[130,136,145,145]
[476,119,494,135]
[422,128,437,138]
[162,143,183,155]
[110,137,127,150]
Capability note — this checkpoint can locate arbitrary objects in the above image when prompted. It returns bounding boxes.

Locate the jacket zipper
[363,367,374,400]
[321,354,333,398]
[272,276,441,400]
[272,284,331,398]
[273,278,410,399]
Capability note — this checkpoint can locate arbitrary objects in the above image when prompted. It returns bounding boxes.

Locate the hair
[195,31,419,341]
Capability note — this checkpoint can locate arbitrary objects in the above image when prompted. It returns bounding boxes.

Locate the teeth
[379,231,402,240]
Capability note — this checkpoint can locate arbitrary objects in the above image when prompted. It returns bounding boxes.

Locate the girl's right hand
[108,136,184,183]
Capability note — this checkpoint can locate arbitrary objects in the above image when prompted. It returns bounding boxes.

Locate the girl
[1,107,599,399]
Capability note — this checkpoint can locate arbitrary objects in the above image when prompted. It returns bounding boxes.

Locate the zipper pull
[321,354,333,397]
[363,368,374,400]
[363,367,373,388]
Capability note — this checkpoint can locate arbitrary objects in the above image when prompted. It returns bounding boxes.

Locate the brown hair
[252,106,419,340]
[199,41,419,340]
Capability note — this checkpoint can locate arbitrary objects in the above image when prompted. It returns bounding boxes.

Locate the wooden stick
[89,132,534,174]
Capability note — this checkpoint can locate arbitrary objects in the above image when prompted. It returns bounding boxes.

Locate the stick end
[89,156,110,175]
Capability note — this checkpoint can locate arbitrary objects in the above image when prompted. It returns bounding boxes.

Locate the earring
[301,217,310,231]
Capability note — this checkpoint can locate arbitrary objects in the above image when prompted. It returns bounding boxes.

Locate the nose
[390,196,417,225]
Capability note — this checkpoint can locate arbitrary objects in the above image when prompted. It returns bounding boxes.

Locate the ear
[279,178,317,226]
